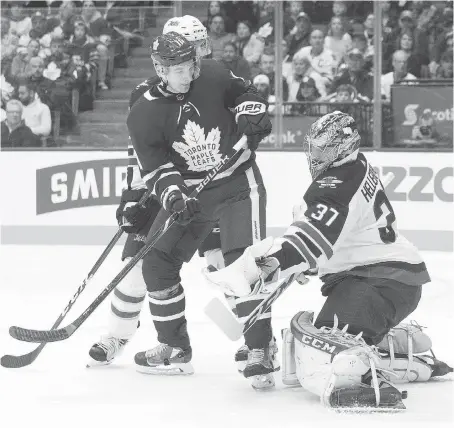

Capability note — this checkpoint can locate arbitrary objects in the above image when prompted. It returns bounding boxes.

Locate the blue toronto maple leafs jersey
[127,59,264,205]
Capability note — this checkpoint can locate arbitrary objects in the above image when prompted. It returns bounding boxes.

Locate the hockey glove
[164,188,201,225]
[116,188,152,233]
[235,101,272,151]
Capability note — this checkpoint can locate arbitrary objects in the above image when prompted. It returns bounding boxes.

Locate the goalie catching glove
[116,188,153,233]
[234,95,272,151]
[163,187,201,225]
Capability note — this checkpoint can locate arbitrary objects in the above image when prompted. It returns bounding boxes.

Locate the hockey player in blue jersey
[87,17,276,385]
[206,111,452,409]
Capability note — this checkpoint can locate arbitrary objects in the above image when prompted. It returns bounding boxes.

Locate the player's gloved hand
[116,188,152,233]
[165,188,201,225]
[235,101,272,151]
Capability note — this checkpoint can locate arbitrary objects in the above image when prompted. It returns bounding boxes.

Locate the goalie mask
[163,15,212,58]
[150,32,200,93]
[304,111,361,179]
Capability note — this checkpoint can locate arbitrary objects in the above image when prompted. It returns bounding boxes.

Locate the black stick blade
[9,325,73,343]
[1,353,36,368]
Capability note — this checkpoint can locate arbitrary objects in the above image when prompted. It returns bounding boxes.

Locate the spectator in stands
[47,1,79,40]
[349,33,373,72]
[81,0,111,90]
[394,10,430,60]
[435,50,453,79]
[220,41,251,80]
[17,80,52,138]
[8,1,33,38]
[27,56,57,109]
[68,20,100,74]
[1,72,15,108]
[381,50,417,102]
[1,99,41,147]
[286,55,316,102]
[294,29,336,97]
[9,39,40,82]
[208,14,236,61]
[332,0,348,19]
[331,48,374,101]
[252,74,281,115]
[290,76,321,116]
[18,11,53,51]
[257,1,295,45]
[281,38,293,79]
[397,30,430,77]
[287,1,304,23]
[257,49,289,101]
[222,1,259,33]
[234,20,264,66]
[204,2,234,34]
[430,7,453,75]
[324,16,352,67]
[1,16,19,63]
[285,12,311,61]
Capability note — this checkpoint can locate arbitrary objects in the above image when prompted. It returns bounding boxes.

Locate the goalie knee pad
[376,322,443,382]
[108,259,146,339]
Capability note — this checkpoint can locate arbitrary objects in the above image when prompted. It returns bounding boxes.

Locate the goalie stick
[203,172,396,341]
[1,190,154,367]
[204,273,300,341]
[9,136,248,344]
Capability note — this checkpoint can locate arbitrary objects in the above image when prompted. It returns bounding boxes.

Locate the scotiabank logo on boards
[36,159,128,214]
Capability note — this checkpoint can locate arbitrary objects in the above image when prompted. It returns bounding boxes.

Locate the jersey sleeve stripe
[293,220,334,258]
[142,162,175,184]
[295,231,322,258]
[283,233,317,269]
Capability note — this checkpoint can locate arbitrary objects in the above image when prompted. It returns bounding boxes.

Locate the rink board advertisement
[0,150,453,251]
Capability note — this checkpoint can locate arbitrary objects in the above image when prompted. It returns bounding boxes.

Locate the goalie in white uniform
[206,111,452,409]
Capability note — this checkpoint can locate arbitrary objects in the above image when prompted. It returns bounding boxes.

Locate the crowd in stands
[2,1,452,149]
[202,0,453,125]
[1,0,147,147]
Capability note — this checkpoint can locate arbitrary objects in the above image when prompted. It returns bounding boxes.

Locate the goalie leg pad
[291,311,406,409]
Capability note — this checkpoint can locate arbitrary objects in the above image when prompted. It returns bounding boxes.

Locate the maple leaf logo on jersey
[173,120,222,172]
[317,176,343,188]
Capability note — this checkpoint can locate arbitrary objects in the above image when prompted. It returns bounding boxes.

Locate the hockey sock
[108,261,146,339]
[148,284,190,349]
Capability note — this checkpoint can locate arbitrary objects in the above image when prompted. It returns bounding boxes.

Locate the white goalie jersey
[284,152,430,286]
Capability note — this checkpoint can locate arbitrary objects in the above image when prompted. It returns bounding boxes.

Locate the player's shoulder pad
[127,90,167,130]
[304,153,368,208]
[129,76,160,108]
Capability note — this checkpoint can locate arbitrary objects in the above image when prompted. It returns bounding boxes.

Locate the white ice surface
[1,246,453,428]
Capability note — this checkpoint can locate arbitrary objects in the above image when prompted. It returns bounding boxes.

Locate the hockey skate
[135,343,194,375]
[235,337,280,374]
[243,347,278,390]
[87,336,129,367]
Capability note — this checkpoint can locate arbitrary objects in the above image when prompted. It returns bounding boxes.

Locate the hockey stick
[204,273,299,341]
[9,136,248,344]
[1,229,123,368]
[2,189,154,362]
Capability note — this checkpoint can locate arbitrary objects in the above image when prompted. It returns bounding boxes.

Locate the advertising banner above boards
[0,151,452,251]
[392,81,453,149]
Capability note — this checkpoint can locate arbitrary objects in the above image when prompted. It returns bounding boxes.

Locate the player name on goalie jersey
[361,163,380,203]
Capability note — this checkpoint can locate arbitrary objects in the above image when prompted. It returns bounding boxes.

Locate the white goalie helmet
[163,15,211,57]
[304,111,361,179]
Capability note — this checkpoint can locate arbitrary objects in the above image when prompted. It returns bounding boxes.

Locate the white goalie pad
[281,328,300,386]
[290,311,382,405]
